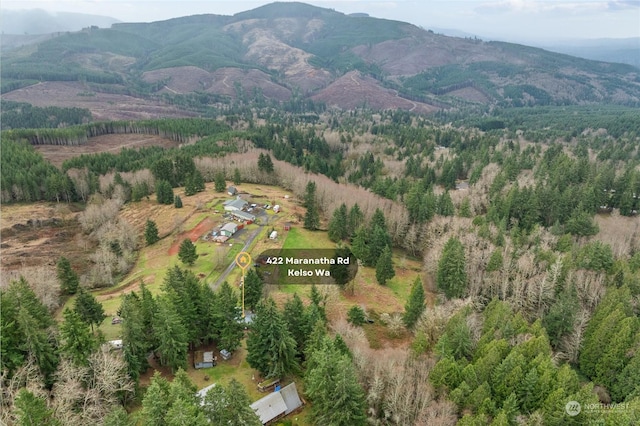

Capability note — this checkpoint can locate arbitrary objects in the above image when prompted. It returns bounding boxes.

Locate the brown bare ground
[0,202,94,278]
[311,71,438,114]
[168,217,217,255]
[36,134,180,168]
[2,81,197,121]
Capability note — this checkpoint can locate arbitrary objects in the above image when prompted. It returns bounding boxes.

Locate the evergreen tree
[347,203,364,239]
[59,307,97,366]
[202,379,262,425]
[351,226,369,265]
[144,219,160,245]
[283,293,308,357]
[74,288,106,332]
[328,203,348,242]
[153,298,189,372]
[403,276,426,328]
[303,181,320,230]
[14,389,59,426]
[258,153,275,173]
[174,195,183,208]
[305,337,367,426]
[329,246,355,287]
[214,171,226,192]
[1,278,58,382]
[437,237,468,299]
[103,406,134,426]
[213,281,244,352]
[56,256,79,295]
[347,305,366,326]
[233,167,242,185]
[368,225,392,266]
[141,372,171,426]
[178,239,197,266]
[438,191,455,216]
[184,174,197,196]
[120,292,151,381]
[192,169,205,192]
[243,268,263,311]
[375,245,395,285]
[246,298,298,378]
[156,180,174,205]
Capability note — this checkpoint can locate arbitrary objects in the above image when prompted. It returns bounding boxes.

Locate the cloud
[607,0,640,10]
[474,0,617,15]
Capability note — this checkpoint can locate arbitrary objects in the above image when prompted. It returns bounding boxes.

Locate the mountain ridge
[2,2,639,114]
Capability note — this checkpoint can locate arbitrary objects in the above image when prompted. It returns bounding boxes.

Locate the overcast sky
[2,0,639,42]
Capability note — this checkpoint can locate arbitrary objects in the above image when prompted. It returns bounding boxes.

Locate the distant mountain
[0,9,120,35]
[537,38,640,69]
[2,2,639,113]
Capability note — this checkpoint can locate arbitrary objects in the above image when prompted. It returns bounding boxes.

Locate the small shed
[227,186,238,196]
[269,231,278,240]
[273,205,281,213]
[194,350,216,369]
[219,349,232,360]
[283,222,291,231]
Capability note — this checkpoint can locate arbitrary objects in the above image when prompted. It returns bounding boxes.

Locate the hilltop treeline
[0,100,92,130]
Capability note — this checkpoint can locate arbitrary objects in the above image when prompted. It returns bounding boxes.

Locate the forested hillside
[2,2,639,112]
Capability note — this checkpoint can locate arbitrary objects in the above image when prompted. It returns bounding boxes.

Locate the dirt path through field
[168,217,216,255]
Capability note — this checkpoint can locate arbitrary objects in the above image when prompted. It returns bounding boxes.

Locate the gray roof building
[250,382,303,425]
[223,197,248,211]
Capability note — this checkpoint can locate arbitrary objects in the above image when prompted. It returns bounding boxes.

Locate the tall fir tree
[436,237,468,299]
[347,203,364,239]
[213,281,244,352]
[246,298,298,378]
[156,180,174,205]
[375,245,395,285]
[403,277,426,328]
[243,268,264,311]
[305,336,367,426]
[328,203,348,242]
[56,256,79,295]
[214,171,226,192]
[59,307,97,366]
[202,379,262,425]
[303,181,320,231]
[153,298,189,372]
[233,168,242,185]
[145,219,160,245]
[74,288,106,332]
[178,239,197,266]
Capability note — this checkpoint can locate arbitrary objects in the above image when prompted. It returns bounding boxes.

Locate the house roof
[196,383,217,404]
[250,391,288,424]
[194,350,214,364]
[221,222,237,233]
[231,211,255,221]
[280,383,303,415]
[224,198,248,210]
[249,383,302,424]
